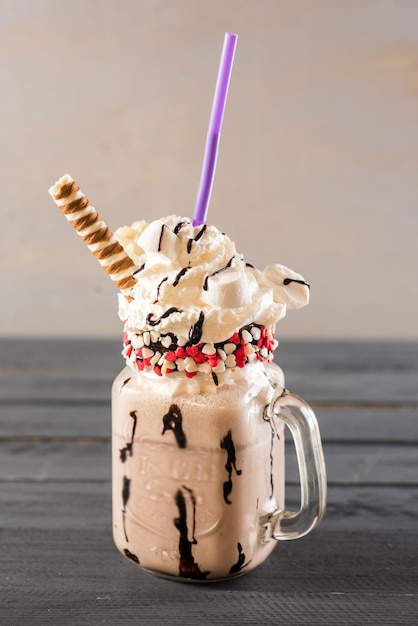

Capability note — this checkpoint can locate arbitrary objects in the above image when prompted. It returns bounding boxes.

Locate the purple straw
[192,32,238,226]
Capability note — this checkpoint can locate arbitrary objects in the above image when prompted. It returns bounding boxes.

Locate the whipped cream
[114,215,309,383]
[116,215,309,345]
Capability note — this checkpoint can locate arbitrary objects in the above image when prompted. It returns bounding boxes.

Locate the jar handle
[261,389,327,541]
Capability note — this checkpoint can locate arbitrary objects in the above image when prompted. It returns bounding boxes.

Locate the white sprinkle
[247,353,257,363]
[213,360,226,373]
[241,329,252,343]
[223,343,236,355]
[217,348,227,361]
[244,344,255,356]
[142,347,153,359]
[176,358,185,371]
[202,343,216,355]
[225,354,236,368]
[198,362,212,373]
[184,357,198,373]
[150,351,161,365]
[150,330,160,343]
[143,331,151,346]
[251,326,261,340]
[260,347,268,358]
[158,354,166,366]
[131,335,144,349]
[160,335,172,348]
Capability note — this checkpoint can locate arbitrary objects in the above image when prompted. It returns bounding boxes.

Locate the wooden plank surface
[0,340,417,625]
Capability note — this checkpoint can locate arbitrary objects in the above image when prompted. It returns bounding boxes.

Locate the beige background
[1,0,417,339]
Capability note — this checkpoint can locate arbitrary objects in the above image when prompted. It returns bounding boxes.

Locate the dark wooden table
[1,339,417,625]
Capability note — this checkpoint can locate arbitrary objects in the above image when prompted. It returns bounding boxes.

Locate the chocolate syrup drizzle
[229,542,250,575]
[122,476,131,542]
[153,277,168,303]
[172,266,190,287]
[162,404,187,448]
[203,255,235,291]
[189,311,205,345]
[119,410,138,462]
[220,430,242,504]
[124,548,140,564]
[174,221,188,234]
[187,225,207,253]
[173,487,209,579]
[132,263,145,279]
[283,277,310,289]
[157,225,165,251]
[146,307,183,326]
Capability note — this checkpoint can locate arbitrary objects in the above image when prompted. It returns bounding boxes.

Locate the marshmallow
[137,220,178,262]
[261,264,310,309]
[202,268,251,309]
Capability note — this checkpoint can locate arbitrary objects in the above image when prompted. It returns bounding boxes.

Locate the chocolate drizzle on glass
[124,548,140,564]
[146,307,183,327]
[119,410,138,462]
[122,476,131,542]
[203,255,235,291]
[220,430,242,504]
[229,542,250,575]
[162,404,187,448]
[189,311,205,345]
[283,277,310,289]
[173,487,209,579]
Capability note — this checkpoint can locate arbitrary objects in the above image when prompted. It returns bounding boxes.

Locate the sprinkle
[160,335,172,348]
[251,327,261,340]
[198,362,212,373]
[241,329,252,343]
[131,334,144,349]
[184,357,198,372]
[176,358,185,371]
[143,331,150,346]
[202,343,216,355]
[225,354,236,368]
[217,348,227,361]
[164,351,177,362]
[223,343,236,355]
[212,360,226,373]
[185,370,198,378]
[150,330,160,343]
[229,333,240,344]
[142,347,153,359]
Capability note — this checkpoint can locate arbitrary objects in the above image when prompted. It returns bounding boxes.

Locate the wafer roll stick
[49,174,137,298]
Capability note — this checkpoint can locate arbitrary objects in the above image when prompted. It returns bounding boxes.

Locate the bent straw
[192,32,238,226]
[49,174,138,299]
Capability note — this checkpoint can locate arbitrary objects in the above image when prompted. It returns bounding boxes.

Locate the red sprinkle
[193,352,207,364]
[235,345,246,358]
[236,355,246,368]
[175,346,187,359]
[207,355,220,368]
[164,351,177,362]
[136,360,144,371]
[229,333,240,344]
[186,346,200,358]
[185,370,198,378]
[153,366,162,376]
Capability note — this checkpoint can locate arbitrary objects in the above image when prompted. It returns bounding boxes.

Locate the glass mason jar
[112,360,326,582]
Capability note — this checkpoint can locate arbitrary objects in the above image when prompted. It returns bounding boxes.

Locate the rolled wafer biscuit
[48,174,138,298]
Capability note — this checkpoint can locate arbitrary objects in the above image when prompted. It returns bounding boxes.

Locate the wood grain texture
[0,340,417,625]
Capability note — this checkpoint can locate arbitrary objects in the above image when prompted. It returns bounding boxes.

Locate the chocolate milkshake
[110,215,325,581]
